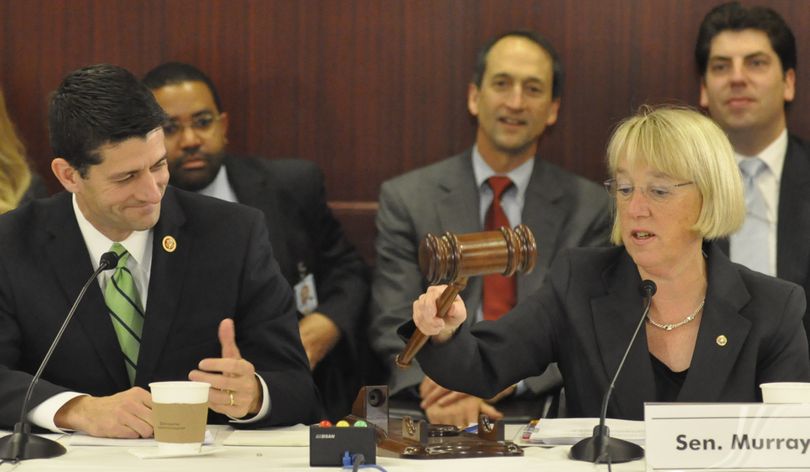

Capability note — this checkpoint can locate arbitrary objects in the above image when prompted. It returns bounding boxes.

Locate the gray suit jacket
[370,150,612,395]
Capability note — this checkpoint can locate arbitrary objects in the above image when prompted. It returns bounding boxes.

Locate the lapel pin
[716,335,728,347]
[162,235,177,253]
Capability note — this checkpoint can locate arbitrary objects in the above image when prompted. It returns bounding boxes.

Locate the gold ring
[228,390,235,407]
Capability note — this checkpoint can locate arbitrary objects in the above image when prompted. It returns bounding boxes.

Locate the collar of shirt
[735,128,787,182]
[198,164,239,203]
[71,194,153,309]
[471,145,534,226]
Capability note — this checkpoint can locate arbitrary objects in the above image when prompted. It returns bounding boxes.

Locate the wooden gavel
[395,224,537,368]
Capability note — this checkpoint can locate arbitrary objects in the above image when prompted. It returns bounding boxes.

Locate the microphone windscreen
[99,251,120,270]
[639,280,657,297]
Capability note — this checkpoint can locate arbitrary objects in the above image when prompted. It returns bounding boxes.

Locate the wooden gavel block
[395,225,537,368]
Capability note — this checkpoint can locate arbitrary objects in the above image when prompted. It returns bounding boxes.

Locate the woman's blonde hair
[0,88,31,214]
[606,105,745,245]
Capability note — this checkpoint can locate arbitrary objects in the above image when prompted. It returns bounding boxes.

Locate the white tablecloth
[0,425,646,471]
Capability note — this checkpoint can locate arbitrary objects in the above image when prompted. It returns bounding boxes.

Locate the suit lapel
[519,160,564,300]
[435,152,481,235]
[224,156,290,272]
[44,193,130,390]
[591,252,655,419]
[135,188,190,385]
[679,244,751,401]
[776,137,810,285]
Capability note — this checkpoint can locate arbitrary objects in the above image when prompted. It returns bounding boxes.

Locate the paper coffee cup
[149,381,210,454]
[760,382,810,403]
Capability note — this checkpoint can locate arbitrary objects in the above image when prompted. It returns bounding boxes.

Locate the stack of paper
[69,429,216,447]
[515,418,645,446]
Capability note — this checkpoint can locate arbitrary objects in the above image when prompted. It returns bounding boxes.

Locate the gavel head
[419,224,537,284]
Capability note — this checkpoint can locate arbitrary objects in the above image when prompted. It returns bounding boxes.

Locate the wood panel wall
[2,0,808,264]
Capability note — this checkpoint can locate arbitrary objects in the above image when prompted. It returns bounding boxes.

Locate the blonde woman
[0,89,45,214]
[408,106,810,421]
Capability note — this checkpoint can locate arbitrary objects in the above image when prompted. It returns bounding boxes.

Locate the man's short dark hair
[142,62,223,112]
[49,64,167,177]
[695,1,796,76]
[472,30,563,99]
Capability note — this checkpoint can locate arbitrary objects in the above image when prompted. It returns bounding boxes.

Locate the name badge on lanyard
[294,262,318,315]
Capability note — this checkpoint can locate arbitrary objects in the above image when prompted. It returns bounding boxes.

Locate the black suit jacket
[776,135,810,341]
[719,135,810,349]
[0,188,321,428]
[224,156,369,420]
[408,243,810,420]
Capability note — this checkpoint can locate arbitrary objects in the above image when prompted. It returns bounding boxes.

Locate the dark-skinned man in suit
[144,63,368,421]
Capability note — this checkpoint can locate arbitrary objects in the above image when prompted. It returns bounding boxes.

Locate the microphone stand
[569,280,656,464]
[0,252,119,462]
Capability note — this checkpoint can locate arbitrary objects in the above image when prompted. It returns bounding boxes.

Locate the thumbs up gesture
[189,318,262,418]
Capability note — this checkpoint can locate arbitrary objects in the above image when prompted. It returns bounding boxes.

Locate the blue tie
[733,157,770,274]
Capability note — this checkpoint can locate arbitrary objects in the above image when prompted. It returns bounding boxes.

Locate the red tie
[483,176,516,320]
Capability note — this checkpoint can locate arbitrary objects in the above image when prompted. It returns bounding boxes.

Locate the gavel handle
[395,277,468,368]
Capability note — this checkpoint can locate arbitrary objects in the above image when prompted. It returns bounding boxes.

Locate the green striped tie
[104,243,144,385]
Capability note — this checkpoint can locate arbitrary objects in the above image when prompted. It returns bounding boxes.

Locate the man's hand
[298,313,340,370]
[424,383,517,409]
[189,318,262,419]
[419,377,504,428]
[419,376,454,410]
[54,388,153,438]
[424,395,503,428]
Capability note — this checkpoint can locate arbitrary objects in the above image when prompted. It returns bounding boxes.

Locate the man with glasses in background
[143,62,369,421]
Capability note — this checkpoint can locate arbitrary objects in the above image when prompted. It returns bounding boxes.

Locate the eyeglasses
[162,113,222,138]
[603,179,695,203]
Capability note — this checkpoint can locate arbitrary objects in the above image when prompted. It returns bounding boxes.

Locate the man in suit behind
[0,64,320,436]
[369,30,611,427]
[696,2,810,341]
[143,62,369,421]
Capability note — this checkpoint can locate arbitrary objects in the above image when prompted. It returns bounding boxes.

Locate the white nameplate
[645,403,810,471]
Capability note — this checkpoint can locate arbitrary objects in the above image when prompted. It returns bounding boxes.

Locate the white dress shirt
[198,165,239,203]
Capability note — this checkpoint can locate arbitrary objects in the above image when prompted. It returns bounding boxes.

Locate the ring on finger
[228,390,235,407]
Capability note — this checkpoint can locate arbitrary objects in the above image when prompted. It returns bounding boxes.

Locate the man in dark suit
[0,64,320,436]
[143,62,369,421]
[696,2,810,340]
[370,30,611,426]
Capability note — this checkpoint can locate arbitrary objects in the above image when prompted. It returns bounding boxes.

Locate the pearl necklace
[647,299,705,331]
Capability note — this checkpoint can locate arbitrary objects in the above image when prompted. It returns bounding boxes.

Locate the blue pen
[463,424,478,433]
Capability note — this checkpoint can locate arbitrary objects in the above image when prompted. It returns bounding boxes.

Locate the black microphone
[569,279,656,464]
[0,251,120,462]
